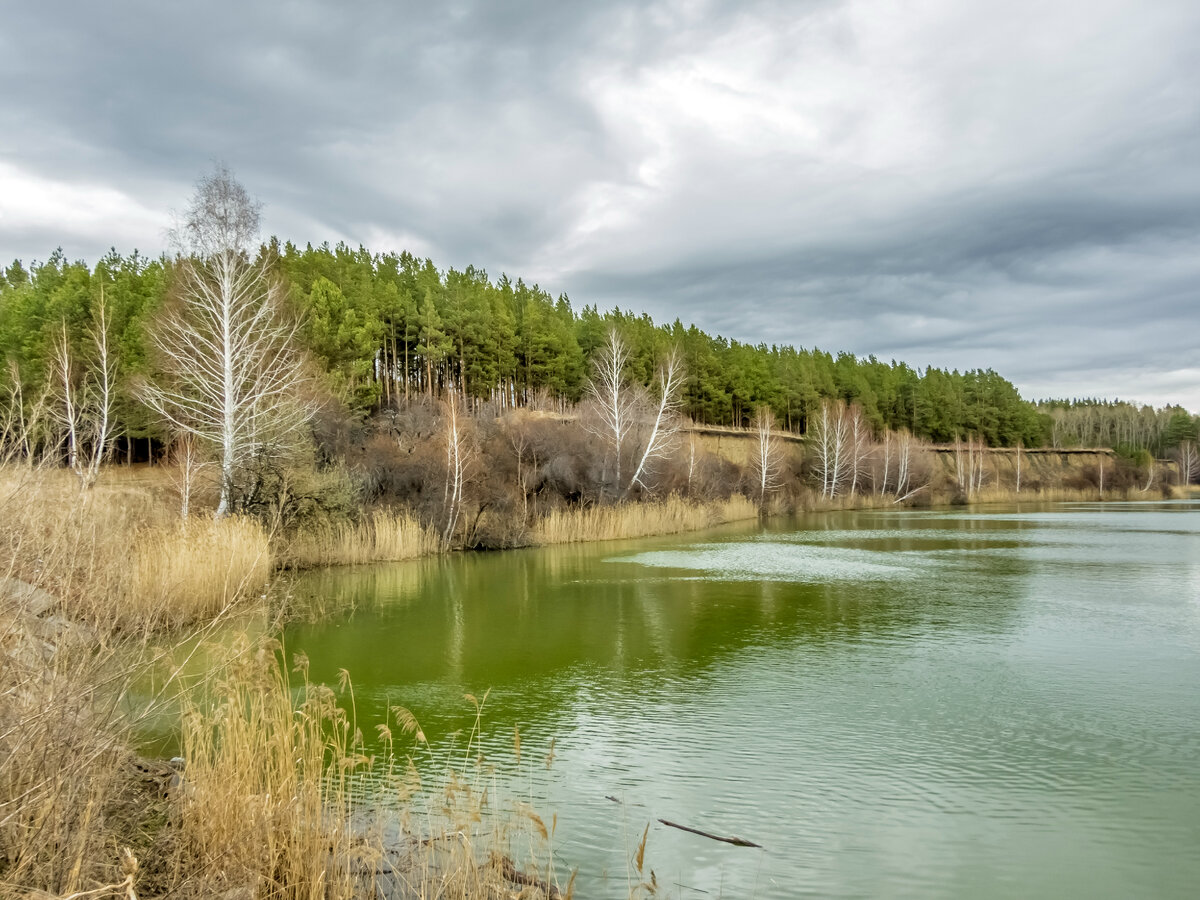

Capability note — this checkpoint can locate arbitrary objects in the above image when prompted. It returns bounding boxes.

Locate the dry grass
[278,509,441,570]
[127,517,272,629]
[796,490,915,513]
[792,482,1153,514]
[0,466,270,632]
[171,645,564,900]
[531,494,758,545]
[0,464,564,900]
[963,485,1132,505]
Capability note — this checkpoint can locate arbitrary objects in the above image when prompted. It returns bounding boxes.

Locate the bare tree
[168,432,209,519]
[51,321,82,476]
[847,404,870,497]
[1015,440,1023,494]
[876,429,891,496]
[685,434,698,497]
[810,399,851,498]
[504,414,539,523]
[953,434,987,498]
[441,392,473,547]
[627,347,685,495]
[585,329,637,499]
[1176,441,1198,486]
[0,361,50,467]
[47,291,118,488]
[750,406,784,506]
[894,429,913,499]
[140,167,313,516]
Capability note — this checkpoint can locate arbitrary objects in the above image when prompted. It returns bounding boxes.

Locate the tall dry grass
[278,509,440,570]
[532,494,758,545]
[172,644,565,899]
[0,464,565,899]
[0,466,270,632]
[128,517,271,629]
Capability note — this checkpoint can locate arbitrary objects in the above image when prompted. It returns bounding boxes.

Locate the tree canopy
[9,238,1183,458]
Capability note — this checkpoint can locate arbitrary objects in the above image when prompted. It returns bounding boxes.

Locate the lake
[288,501,1200,899]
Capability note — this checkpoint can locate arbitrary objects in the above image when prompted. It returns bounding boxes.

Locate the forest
[1,243,1054,449]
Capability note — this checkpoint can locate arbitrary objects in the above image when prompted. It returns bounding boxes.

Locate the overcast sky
[1,0,1197,410]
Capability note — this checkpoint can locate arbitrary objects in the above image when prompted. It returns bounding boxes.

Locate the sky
[1,0,1198,411]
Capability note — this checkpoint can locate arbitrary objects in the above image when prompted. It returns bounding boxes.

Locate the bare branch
[751,406,784,506]
[142,169,314,515]
[628,346,685,495]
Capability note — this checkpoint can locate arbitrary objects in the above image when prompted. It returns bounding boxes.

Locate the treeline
[1,243,1050,451]
[1038,398,1199,458]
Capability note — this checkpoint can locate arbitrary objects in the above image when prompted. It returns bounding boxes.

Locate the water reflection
[288,503,1200,900]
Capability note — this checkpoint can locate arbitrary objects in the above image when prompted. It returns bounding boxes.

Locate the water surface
[289,502,1200,898]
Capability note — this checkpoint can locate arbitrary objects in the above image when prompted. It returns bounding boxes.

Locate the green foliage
[1039,398,1199,456]
[2,240,1118,453]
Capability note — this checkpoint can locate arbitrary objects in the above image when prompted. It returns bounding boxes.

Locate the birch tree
[847,404,870,497]
[585,328,637,499]
[0,361,50,467]
[140,167,312,516]
[1176,441,1198,486]
[811,399,851,498]
[750,406,784,506]
[627,346,685,495]
[48,290,118,488]
[441,392,473,546]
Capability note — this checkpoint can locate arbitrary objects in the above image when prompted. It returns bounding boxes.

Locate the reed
[531,494,758,545]
[0,461,564,898]
[0,466,271,632]
[278,508,441,569]
[127,516,272,629]
[173,644,564,899]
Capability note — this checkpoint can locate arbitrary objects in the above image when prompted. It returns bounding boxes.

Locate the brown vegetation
[531,495,758,545]
[0,467,566,899]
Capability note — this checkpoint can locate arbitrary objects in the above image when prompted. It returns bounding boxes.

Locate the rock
[0,576,57,617]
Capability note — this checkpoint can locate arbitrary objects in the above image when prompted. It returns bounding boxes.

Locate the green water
[288,502,1200,899]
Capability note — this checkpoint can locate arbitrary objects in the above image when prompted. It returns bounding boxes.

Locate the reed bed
[278,509,441,569]
[963,484,1133,505]
[128,516,272,629]
[0,463,565,899]
[172,643,563,900]
[532,494,759,545]
[0,466,270,631]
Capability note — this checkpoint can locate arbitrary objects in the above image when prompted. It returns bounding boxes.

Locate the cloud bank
[1,0,1197,408]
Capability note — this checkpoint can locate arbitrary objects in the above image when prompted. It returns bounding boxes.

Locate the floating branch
[658,818,762,848]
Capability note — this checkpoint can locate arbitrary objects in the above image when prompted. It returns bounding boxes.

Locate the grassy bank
[0,465,566,898]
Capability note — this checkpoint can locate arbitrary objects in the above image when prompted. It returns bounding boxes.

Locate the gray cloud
[1,0,1198,409]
